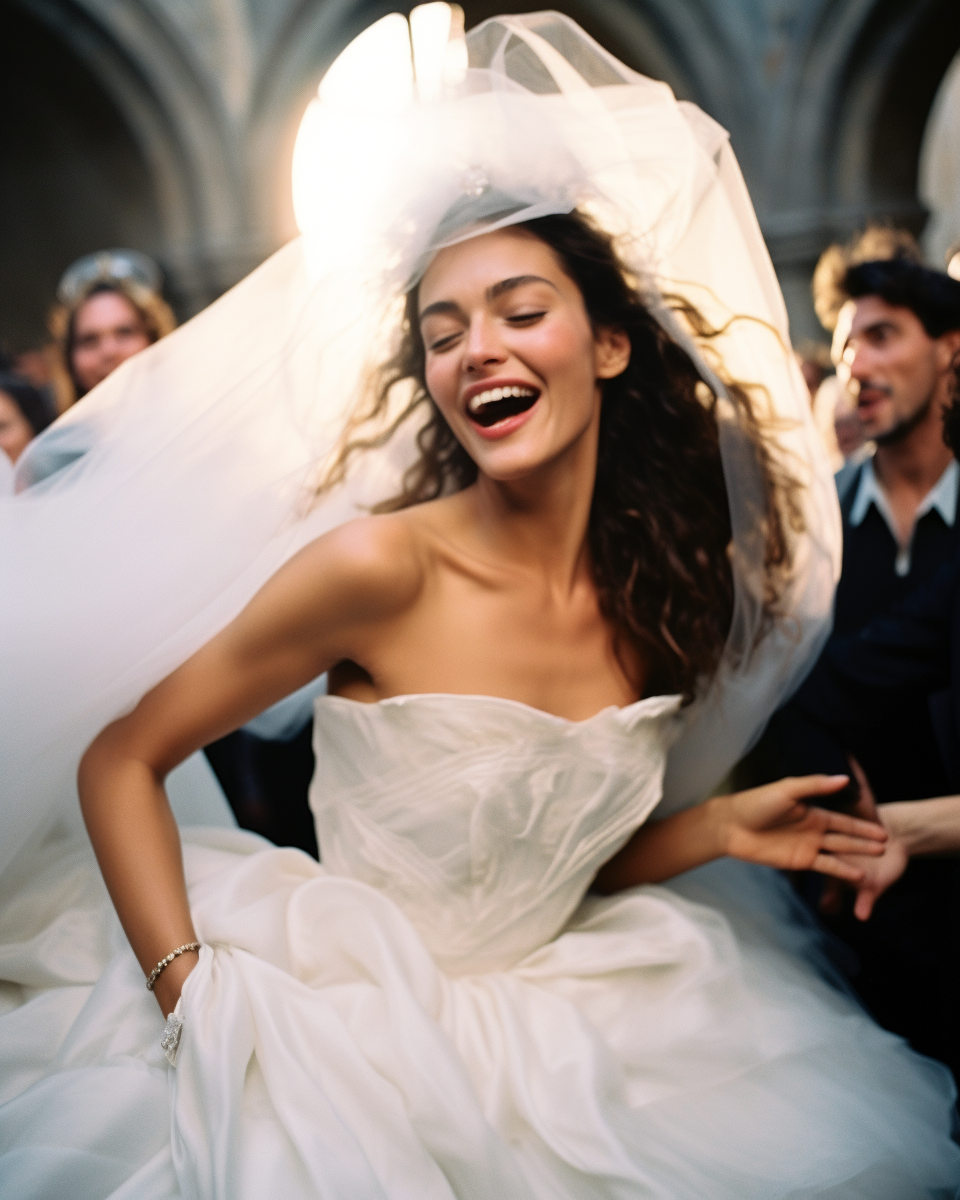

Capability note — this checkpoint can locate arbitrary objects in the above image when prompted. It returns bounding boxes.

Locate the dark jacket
[771,551,960,795]
[772,461,960,803]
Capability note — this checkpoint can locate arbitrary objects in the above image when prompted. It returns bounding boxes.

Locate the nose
[844,340,870,383]
[463,314,506,373]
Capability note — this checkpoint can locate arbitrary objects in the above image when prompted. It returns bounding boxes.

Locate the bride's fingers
[777,775,850,803]
[819,832,885,855]
[822,811,887,841]
[812,853,866,883]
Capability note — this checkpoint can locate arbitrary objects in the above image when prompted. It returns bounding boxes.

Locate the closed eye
[427,331,462,352]
[506,311,547,325]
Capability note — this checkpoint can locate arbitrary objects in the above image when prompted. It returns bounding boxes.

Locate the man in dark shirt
[824,260,960,803]
[778,550,960,1087]
[771,258,960,1081]
[833,259,960,621]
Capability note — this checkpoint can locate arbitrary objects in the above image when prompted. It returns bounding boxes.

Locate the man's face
[71,291,152,394]
[840,296,950,443]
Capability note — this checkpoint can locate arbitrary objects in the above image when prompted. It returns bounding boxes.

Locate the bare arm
[593,775,887,895]
[881,796,960,856]
[78,516,423,1014]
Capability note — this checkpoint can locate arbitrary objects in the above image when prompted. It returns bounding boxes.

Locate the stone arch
[4,0,253,331]
[0,1,158,345]
[920,50,960,269]
[761,0,960,337]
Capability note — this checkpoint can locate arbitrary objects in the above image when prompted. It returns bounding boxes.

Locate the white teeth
[467,386,537,414]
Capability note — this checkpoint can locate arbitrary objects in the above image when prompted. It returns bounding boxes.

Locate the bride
[2,10,959,1198]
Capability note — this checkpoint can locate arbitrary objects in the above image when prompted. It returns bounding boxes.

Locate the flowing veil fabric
[0,11,838,883]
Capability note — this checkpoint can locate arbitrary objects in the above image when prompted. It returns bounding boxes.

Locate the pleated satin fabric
[3,695,958,1197]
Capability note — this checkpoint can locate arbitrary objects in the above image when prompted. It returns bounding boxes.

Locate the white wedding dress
[2,691,959,1199]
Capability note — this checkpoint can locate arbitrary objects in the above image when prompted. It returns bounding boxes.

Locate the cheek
[0,418,30,451]
[890,339,930,380]
[544,324,599,400]
[424,357,458,417]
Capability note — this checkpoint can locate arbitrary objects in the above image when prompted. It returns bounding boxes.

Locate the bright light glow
[443,7,468,90]
[410,3,465,100]
[292,14,415,239]
[291,6,468,243]
[318,13,413,110]
[291,98,325,237]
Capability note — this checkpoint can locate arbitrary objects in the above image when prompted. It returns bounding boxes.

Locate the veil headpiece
[0,9,839,880]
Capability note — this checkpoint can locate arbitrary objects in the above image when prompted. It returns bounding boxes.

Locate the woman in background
[47,249,176,410]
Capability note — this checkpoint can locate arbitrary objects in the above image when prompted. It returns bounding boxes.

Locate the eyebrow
[851,320,898,341]
[419,274,558,323]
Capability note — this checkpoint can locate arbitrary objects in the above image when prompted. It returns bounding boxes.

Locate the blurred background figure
[767,256,960,1084]
[0,370,55,466]
[795,339,833,400]
[794,340,842,470]
[48,249,176,411]
[811,225,926,474]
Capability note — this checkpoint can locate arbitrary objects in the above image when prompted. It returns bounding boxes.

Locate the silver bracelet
[145,941,200,991]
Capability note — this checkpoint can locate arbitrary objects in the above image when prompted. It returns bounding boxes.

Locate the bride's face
[418,227,629,481]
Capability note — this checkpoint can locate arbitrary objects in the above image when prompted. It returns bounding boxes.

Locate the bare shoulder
[291,509,429,620]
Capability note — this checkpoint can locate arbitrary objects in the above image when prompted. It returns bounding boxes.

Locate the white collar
[849,457,959,575]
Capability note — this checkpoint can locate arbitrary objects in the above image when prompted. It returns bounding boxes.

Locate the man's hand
[820,757,910,920]
[845,835,910,920]
[717,775,888,881]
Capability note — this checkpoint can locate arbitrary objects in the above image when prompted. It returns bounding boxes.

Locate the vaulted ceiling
[3,0,958,344]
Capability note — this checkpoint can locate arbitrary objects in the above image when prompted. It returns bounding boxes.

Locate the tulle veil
[0,10,840,885]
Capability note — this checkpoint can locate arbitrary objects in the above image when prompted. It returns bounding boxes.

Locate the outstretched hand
[718,775,887,882]
[594,772,888,895]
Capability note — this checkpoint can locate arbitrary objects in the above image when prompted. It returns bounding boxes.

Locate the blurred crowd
[0,249,175,476]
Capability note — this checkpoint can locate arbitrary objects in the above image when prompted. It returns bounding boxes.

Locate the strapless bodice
[309,692,681,973]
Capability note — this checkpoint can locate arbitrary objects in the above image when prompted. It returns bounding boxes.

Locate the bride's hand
[715,775,887,881]
[151,948,199,1017]
[594,774,887,893]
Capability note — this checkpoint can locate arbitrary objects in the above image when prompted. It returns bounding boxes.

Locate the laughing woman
[2,12,959,1199]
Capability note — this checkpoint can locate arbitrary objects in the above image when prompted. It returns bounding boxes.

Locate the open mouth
[466,385,540,428]
[857,386,889,409]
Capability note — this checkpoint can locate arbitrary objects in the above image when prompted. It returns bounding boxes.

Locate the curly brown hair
[939,358,960,454]
[323,211,801,701]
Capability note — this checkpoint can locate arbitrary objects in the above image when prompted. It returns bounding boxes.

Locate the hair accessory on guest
[56,249,164,308]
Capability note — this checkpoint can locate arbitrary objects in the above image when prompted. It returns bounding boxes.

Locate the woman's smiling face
[418,227,629,482]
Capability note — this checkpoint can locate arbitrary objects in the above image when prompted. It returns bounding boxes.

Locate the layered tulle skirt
[2,828,958,1199]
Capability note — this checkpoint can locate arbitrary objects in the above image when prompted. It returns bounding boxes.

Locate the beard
[873,392,934,447]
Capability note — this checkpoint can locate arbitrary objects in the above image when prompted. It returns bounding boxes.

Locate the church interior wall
[2,0,958,352]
